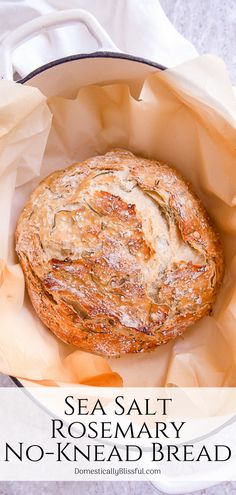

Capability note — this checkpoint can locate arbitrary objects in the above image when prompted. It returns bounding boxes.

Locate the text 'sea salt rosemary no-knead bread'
[15,149,224,357]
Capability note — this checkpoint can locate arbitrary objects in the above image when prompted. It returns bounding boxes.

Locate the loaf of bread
[15,149,224,357]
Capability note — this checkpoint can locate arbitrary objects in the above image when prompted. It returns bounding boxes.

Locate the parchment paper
[0,54,236,388]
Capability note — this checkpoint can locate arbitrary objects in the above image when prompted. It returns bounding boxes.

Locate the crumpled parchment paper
[0,55,236,388]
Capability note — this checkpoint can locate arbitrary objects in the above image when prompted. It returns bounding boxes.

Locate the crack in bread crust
[15,149,224,357]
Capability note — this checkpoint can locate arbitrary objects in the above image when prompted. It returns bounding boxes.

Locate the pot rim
[19,50,166,84]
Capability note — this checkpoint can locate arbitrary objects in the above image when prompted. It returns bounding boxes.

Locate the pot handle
[0,9,121,80]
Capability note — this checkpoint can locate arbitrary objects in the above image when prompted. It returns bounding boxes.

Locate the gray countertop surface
[1,0,236,493]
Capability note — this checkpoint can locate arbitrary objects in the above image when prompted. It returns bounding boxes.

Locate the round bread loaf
[15,149,224,357]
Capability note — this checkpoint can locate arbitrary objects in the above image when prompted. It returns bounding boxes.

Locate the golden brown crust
[15,149,224,357]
